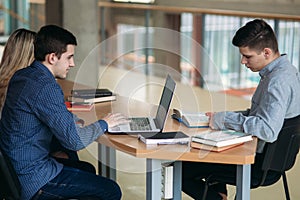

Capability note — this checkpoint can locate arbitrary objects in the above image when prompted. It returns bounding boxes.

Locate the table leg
[98,143,116,180]
[146,159,162,200]
[146,159,182,200]
[98,146,184,200]
[173,161,182,200]
[235,164,251,200]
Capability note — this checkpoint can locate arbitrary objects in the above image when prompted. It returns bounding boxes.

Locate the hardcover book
[71,88,113,98]
[191,130,252,147]
[67,94,116,104]
[190,141,244,152]
[65,101,95,112]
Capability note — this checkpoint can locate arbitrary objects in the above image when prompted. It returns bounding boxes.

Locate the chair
[202,115,300,200]
[0,146,101,200]
[0,147,22,200]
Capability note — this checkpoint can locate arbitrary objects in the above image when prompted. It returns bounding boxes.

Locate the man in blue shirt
[0,25,126,200]
[182,19,300,199]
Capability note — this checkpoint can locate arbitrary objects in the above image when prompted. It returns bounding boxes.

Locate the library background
[1,1,300,200]
[0,0,299,97]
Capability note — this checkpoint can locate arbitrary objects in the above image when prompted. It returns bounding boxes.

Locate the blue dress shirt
[212,55,300,152]
[0,61,108,200]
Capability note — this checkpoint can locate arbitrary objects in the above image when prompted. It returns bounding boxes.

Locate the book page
[172,108,209,127]
[184,114,209,122]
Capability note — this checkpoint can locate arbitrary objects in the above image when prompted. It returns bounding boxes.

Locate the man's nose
[69,58,75,67]
[241,57,247,64]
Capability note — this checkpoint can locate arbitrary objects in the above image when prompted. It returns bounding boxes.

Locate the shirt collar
[259,54,287,79]
[31,60,54,78]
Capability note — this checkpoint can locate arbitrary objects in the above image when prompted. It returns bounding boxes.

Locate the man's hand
[103,113,130,128]
[206,112,216,129]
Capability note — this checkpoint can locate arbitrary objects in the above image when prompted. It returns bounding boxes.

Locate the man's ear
[47,53,58,65]
[263,48,272,59]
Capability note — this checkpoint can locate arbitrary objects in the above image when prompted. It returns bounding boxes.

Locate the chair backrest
[262,115,300,174]
[0,147,21,200]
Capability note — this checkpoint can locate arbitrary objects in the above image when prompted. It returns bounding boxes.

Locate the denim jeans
[32,166,122,200]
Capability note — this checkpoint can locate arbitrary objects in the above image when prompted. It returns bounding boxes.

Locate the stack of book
[67,88,116,104]
[191,130,253,152]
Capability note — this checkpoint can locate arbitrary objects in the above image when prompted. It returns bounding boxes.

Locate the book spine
[72,93,112,98]
[71,89,113,98]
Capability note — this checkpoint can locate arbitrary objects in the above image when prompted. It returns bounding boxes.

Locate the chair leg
[282,173,290,200]
[202,183,209,200]
[201,180,221,200]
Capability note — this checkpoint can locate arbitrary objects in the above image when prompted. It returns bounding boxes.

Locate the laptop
[108,74,176,134]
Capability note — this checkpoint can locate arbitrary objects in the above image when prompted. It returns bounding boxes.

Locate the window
[182,15,300,90]
[113,24,154,74]
[277,20,300,70]
[106,12,300,92]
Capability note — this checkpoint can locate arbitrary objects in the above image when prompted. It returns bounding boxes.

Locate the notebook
[108,74,176,134]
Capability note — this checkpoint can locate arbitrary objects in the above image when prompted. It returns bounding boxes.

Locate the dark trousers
[32,166,122,200]
[34,137,120,199]
[182,153,266,200]
[55,157,96,174]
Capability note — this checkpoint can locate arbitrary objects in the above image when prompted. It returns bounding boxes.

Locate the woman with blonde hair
[0,28,36,114]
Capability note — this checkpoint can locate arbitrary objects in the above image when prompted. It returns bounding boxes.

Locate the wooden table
[58,70,256,200]
[95,96,256,200]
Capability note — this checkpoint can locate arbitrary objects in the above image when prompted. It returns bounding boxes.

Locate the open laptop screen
[154,75,176,130]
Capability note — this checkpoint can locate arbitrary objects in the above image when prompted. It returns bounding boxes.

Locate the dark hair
[34,25,77,61]
[232,19,278,53]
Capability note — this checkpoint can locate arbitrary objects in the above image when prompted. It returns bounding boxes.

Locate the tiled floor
[79,143,300,200]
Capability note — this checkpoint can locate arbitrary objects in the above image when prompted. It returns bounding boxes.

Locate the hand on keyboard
[103,113,130,128]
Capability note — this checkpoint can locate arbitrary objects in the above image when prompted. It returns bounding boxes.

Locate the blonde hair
[0,28,36,114]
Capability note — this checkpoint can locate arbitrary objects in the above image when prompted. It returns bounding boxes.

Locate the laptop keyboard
[130,118,152,131]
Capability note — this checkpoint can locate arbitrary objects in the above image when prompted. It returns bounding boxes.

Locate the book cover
[138,131,190,145]
[172,108,209,128]
[190,141,244,152]
[71,88,113,98]
[192,130,252,147]
[67,94,116,104]
[65,101,95,112]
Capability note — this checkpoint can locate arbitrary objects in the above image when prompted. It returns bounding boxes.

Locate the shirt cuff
[212,111,226,130]
[98,120,108,132]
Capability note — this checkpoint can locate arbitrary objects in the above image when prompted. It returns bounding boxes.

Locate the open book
[171,108,209,128]
[191,130,252,147]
